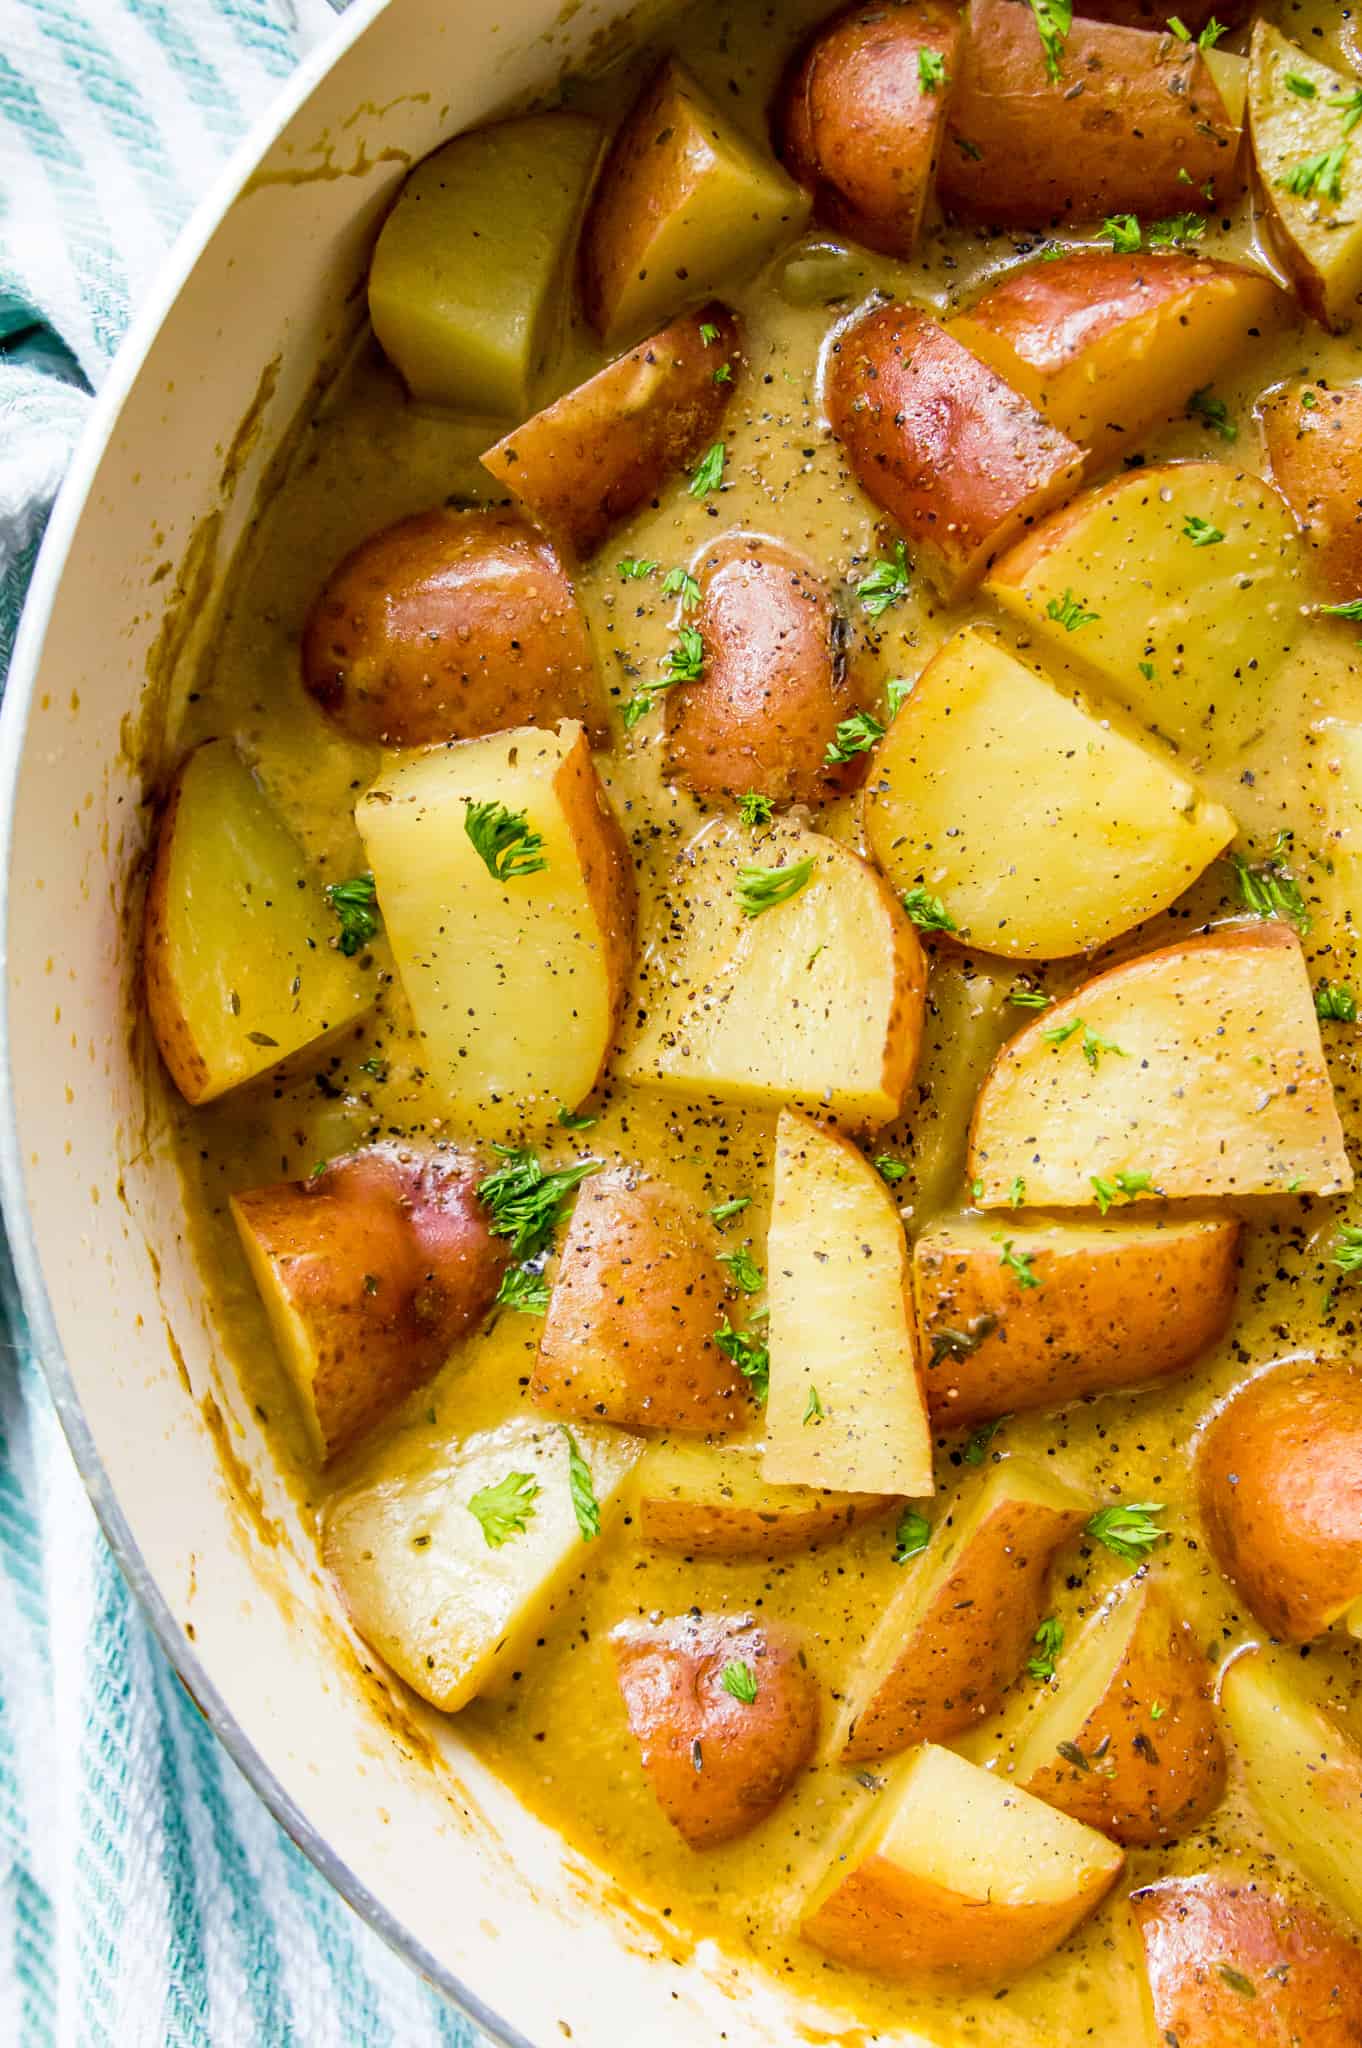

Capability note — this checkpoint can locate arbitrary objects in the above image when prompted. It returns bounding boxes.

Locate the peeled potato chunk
[634,1439,891,1557]
[1261,379,1362,602]
[969,927,1351,1206]
[985,461,1305,767]
[357,721,634,1126]
[369,113,602,416]
[776,0,964,258]
[581,59,810,347]
[862,627,1237,959]
[618,817,926,1131]
[232,1144,508,1463]
[1220,1649,1362,1931]
[803,1741,1124,1985]
[533,1172,742,1433]
[826,301,1084,598]
[612,1612,819,1847]
[301,510,604,747]
[144,740,370,1106]
[1133,1877,1362,2048]
[1011,1583,1225,1847]
[1198,1359,1362,1643]
[1249,24,1362,333]
[914,1212,1242,1429]
[481,305,739,561]
[763,1111,933,1498]
[836,1458,1089,1762]
[950,253,1283,461]
[324,1416,642,1712]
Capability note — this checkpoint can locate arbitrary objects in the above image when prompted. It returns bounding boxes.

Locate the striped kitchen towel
[0,2,487,2042]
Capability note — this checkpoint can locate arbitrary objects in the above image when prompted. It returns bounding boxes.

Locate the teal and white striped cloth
[0,3,487,2041]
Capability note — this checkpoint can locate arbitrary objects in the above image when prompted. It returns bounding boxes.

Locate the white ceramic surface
[0,1,901,2041]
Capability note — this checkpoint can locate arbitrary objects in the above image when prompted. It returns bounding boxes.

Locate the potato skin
[301,509,602,746]
[611,1612,819,1846]
[482,305,738,561]
[231,1144,508,1461]
[665,534,864,806]
[913,1217,1242,1427]
[1198,1360,1362,1641]
[533,1172,744,1431]
[1261,380,1362,604]
[1076,0,1247,25]
[940,0,1243,224]
[826,301,1084,596]
[1132,1877,1362,2046]
[776,0,963,258]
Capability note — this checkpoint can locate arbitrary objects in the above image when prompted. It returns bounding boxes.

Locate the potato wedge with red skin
[612,1612,818,1847]
[1076,0,1247,26]
[826,302,1084,598]
[1013,1583,1225,1846]
[665,534,864,807]
[1261,380,1362,604]
[950,253,1283,460]
[1198,1360,1362,1642]
[301,509,602,747]
[776,0,963,259]
[533,1172,743,1433]
[914,1214,1242,1429]
[1132,1877,1362,2046]
[940,0,1245,225]
[231,1145,508,1462]
[635,1439,892,1556]
[482,306,738,561]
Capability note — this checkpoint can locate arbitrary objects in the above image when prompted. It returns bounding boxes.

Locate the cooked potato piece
[940,0,1244,224]
[666,534,865,807]
[985,461,1305,766]
[533,1172,741,1432]
[1011,1583,1225,1846]
[618,816,926,1131]
[950,254,1283,460]
[232,1144,507,1463]
[1198,1360,1362,1643]
[826,302,1084,599]
[968,927,1351,1206]
[324,1416,642,1712]
[581,59,811,346]
[803,1741,1124,1984]
[763,1111,933,1498]
[358,721,633,1126]
[1133,1877,1362,2047]
[837,1458,1089,1762]
[611,1612,819,1846]
[914,1212,1242,1429]
[1261,379,1362,602]
[1220,1649,1362,1931]
[1249,24,1362,333]
[481,306,739,561]
[635,1438,892,1556]
[1077,0,1247,27]
[301,510,604,747]
[776,0,964,258]
[862,627,1237,959]
[369,113,603,416]
[144,740,371,1106]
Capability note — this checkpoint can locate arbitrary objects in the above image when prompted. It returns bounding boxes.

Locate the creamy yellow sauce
[166,0,1362,2036]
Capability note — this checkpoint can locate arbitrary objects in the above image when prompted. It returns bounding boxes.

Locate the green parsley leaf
[738,790,774,827]
[1280,144,1348,202]
[1138,659,1157,680]
[468,1470,539,1548]
[617,556,658,580]
[358,1054,389,1082]
[709,1195,751,1225]
[1100,213,1142,253]
[901,885,958,933]
[1009,1176,1026,1209]
[463,802,548,882]
[557,1106,597,1133]
[326,873,382,956]
[1333,1223,1362,1278]
[1045,588,1100,631]
[714,362,733,385]
[1148,212,1205,245]
[1166,12,1190,35]
[954,133,983,160]
[825,708,885,765]
[997,1240,1039,1290]
[661,566,702,610]
[1183,513,1225,546]
[559,1425,600,1540]
[1091,1174,1116,1215]
[721,1660,759,1704]
[1028,1615,1064,1681]
[875,1154,907,1185]
[715,1316,769,1401]
[892,1508,931,1563]
[1187,386,1237,441]
[1083,1025,1126,1070]
[1198,15,1226,43]
[803,1385,825,1425]
[1229,839,1310,934]
[720,1246,765,1295]
[885,676,913,718]
[963,1413,1011,1463]
[1317,981,1358,1021]
[918,46,947,91]
[477,1147,600,1260]
[736,858,815,916]
[699,322,720,346]
[689,442,726,496]
[857,541,911,618]
[1337,88,1362,136]
[1086,1499,1168,1561]
[1008,984,1051,1009]
[495,1264,551,1315]
[664,625,706,682]
[1042,1016,1084,1048]
[1027,0,1073,82]
[1323,597,1362,620]
[1116,1170,1154,1197]
[1285,71,1318,98]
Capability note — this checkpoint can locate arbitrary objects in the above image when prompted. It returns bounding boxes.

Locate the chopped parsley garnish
[736,858,815,916]
[617,556,658,580]
[1187,386,1237,442]
[557,1105,597,1130]
[997,1240,1040,1290]
[709,1195,751,1225]
[326,873,381,955]
[495,1264,551,1315]
[885,676,913,718]
[1138,659,1157,680]
[963,1413,1011,1463]
[738,790,774,827]
[1086,1499,1168,1561]
[467,1470,539,1548]
[875,1154,907,1185]
[477,1146,600,1260]
[1198,15,1226,43]
[918,46,947,91]
[857,541,911,618]
[1091,1175,1116,1215]
[1332,1224,1362,1280]
[1322,597,1362,620]
[1082,1026,1126,1070]
[954,133,983,160]
[1116,1169,1153,1197]
[1008,983,1051,1009]
[560,1426,601,1541]
[1028,1615,1064,1682]
[1043,1017,1083,1048]
[714,363,733,385]
[1009,1176,1026,1208]
[661,566,702,610]
[1045,588,1099,631]
[1217,1966,1256,1999]
[715,1316,769,1401]
[1279,145,1348,202]
[825,708,885,764]
[1285,71,1318,99]
[892,1507,931,1563]
[1317,981,1358,1021]
[1183,513,1225,546]
[689,441,726,497]
[699,321,720,346]
[1338,88,1362,135]
[1229,836,1310,933]
[463,801,548,882]
[1148,212,1205,246]
[358,1055,389,1081]
[1027,0,1072,82]
[719,1246,765,1295]
[664,625,706,682]
[928,1315,997,1368]
[721,1660,759,1704]
[803,1385,825,1425]
[901,885,957,933]
[1167,13,1190,35]
[1100,213,1142,254]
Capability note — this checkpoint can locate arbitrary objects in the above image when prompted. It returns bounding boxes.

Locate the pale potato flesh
[1249,23,1362,332]
[323,1416,642,1712]
[862,628,1237,959]
[763,1110,932,1497]
[635,1438,892,1556]
[357,720,633,1129]
[618,816,925,1131]
[969,927,1352,1206]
